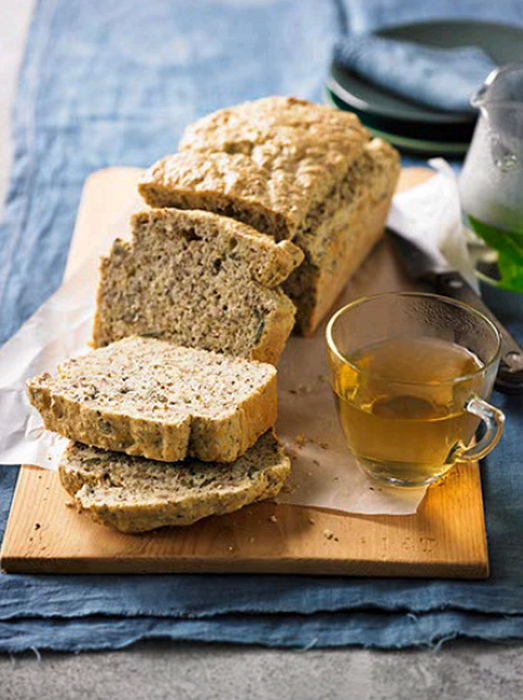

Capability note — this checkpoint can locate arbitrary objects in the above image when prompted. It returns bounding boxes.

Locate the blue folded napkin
[334,35,497,113]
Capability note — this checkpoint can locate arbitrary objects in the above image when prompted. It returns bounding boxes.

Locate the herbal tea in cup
[326,293,504,488]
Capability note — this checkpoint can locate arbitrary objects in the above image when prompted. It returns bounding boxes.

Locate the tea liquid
[333,337,484,486]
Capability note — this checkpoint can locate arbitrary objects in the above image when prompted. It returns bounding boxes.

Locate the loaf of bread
[59,431,290,532]
[27,337,277,463]
[93,208,303,363]
[139,97,400,335]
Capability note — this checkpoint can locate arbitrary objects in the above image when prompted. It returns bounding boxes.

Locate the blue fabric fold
[3,612,523,653]
[2,0,523,653]
[334,36,496,112]
[338,0,523,35]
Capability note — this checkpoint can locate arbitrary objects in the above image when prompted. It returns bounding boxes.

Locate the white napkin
[387,158,479,292]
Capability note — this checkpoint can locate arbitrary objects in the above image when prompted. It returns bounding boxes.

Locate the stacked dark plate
[327,20,523,156]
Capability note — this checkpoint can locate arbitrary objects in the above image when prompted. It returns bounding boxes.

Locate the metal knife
[388,227,523,394]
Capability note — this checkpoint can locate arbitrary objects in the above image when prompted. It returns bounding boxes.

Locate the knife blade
[388,227,523,394]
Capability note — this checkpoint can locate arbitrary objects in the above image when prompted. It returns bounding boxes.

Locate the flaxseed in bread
[93,208,303,363]
[27,337,277,463]
[59,431,290,533]
[139,97,400,335]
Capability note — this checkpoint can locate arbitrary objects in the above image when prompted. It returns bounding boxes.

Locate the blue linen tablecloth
[1,0,523,652]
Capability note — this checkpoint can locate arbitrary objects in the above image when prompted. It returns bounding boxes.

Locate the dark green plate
[326,88,470,156]
[328,19,523,127]
[325,87,472,146]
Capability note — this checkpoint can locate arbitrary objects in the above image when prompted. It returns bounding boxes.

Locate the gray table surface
[0,2,522,698]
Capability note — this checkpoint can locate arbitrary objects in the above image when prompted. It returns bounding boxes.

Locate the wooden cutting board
[0,167,489,578]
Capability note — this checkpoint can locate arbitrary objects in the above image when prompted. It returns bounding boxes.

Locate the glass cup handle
[454,396,505,462]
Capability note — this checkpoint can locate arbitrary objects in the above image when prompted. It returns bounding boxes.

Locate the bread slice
[59,432,290,533]
[27,337,277,463]
[93,208,303,363]
[138,97,400,335]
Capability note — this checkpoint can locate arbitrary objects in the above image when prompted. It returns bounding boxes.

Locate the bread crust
[139,97,369,241]
[286,140,400,334]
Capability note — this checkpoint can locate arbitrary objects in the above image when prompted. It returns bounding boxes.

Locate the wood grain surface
[0,166,489,578]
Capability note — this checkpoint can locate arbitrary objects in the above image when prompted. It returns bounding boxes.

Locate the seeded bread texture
[93,208,303,363]
[284,138,400,334]
[138,97,400,334]
[59,432,290,533]
[27,337,277,463]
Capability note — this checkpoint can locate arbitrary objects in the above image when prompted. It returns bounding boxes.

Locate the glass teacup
[326,292,505,488]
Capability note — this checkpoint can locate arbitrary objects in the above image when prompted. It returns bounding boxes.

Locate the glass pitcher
[459,63,523,292]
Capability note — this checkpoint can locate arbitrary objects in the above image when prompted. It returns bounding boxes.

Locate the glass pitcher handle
[454,396,505,462]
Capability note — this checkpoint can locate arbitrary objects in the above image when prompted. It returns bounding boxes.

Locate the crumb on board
[308,517,315,525]
[323,528,339,542]
[304,435,330,450]
[295,433,308,447]
[34,523,41,531]
[269,515,278,523]
[249,537,255,544]
[288,384,313,395]
[313,459,320,466]
[227,545,234,552]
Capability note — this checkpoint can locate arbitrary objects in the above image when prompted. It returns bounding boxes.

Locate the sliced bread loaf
[27,337,277,463]
[93,208,303,363]
[59,431,290,532]
[138,97,400,335]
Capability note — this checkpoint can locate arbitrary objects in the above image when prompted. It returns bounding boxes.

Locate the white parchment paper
[0,162,474,515]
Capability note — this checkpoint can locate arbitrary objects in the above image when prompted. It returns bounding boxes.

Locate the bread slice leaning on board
[93,208,303,365]
[59,431,290,533]
[27,336,278,464]
[139,96,400,335]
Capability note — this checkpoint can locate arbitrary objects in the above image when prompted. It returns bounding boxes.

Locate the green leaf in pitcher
[465,213,523,292]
